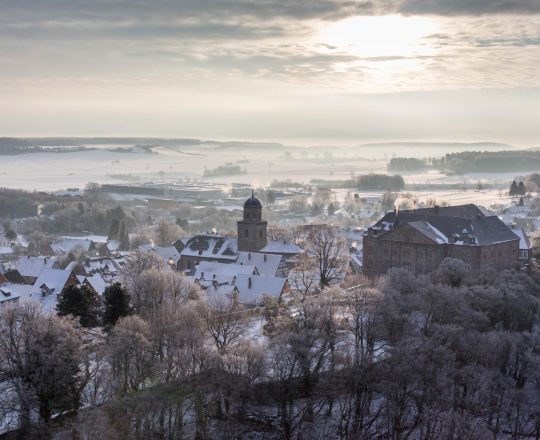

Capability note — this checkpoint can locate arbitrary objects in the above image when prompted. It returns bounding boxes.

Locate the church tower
[237,190,267,252]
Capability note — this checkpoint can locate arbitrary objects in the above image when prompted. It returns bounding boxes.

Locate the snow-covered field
[0,145,519,197]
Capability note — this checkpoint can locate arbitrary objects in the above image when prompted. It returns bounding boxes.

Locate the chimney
[393,209,399,228]
[264,254,267,262]
[248,277,252,288]
[248,252,251,260]
[200,271,204,279]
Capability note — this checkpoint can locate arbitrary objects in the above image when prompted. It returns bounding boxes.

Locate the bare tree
[149,301,206,382]
[288,252,320,301]
[0,302,86,434]
[121,249,165,282]
[108,315,154,395]
[154,221,184,247]
[130,268,199,316]
[305,226,348,288]
[201,293,250,355]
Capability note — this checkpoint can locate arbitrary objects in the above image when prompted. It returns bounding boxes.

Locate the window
[244,229,249,238]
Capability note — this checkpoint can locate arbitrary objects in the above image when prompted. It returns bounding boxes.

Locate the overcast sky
[1,0,540,145]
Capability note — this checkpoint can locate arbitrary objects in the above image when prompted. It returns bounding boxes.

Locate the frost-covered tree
[0,303,86,434]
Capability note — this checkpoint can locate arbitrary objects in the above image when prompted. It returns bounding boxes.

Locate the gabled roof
[232,274,286,304]
[51,238,94,254]
[407,221,448,244]
[77,274,107,295]
[371,206,519,246]
[194,261,257,280]
[0,246,14,255]
[82,258,120,273]
[410,204,484,218]
[260,239,302,255]
[3,270,27,285]
[140,245,182,264]
[181,235,238,260]
[512,228,532,250]
[0,283,31,303]
[16,256,57,278]
[235,252,283,276]
[30,269,74,296]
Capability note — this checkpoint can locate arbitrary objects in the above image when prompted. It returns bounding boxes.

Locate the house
[178,235,238,272]
[512,228,533,262]
[51,238,98,256]
[76,274,108,296]
[30,269,78,311]
[15,256,59,283]
[0,284,24,307]
[0,234,11,247]
[2,269,27,285]
[140,245,182,268]
[205,274,288,306]
[81,257,121,278]
[0,246,15,259]
[260,239,303,259]
[363,204,520,276]
[194,261,258,281]
[235,251,287,277]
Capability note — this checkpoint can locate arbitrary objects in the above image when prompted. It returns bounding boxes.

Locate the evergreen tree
[4,229,17,241]
[518,181,526,196]
[57,284,100,327]
[510,180,518,196]
[176,217,189,232]
[103,283,131,328]
[117,219,130,251]
[327,202,336,216]
[108,218,120,240]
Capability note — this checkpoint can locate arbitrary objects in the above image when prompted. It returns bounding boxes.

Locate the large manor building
[363,204,521,276]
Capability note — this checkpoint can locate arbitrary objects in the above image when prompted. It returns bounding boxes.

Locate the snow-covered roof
[51,238,94,254]
[16,256,57,278]
[0,283,23,304]
[181,235,238,260]
[371,206,519,246]
[235,252,283,277]
[0,282,32,302]
[77,274,107,295]
[260,239,302,255]
[194,261,257,280]
[141,245,182,264]
[512,229,532,250]
[82,258,120,274]
[30,269,73,296]
[0,246,14,255]
[64,234,108,243]
[232,274,286,305]
[204,274,286,305]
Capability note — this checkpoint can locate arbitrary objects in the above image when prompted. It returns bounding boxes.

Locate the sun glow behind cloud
[2,2,540,142]
[319,15,440,59]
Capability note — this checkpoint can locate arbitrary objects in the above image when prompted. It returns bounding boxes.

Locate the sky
[1,0,540,146]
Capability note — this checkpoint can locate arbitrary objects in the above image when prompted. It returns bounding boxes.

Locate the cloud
[398,0,540,16]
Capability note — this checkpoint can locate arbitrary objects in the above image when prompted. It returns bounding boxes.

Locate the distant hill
[0,137,287,155]
[359,141,516,150]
